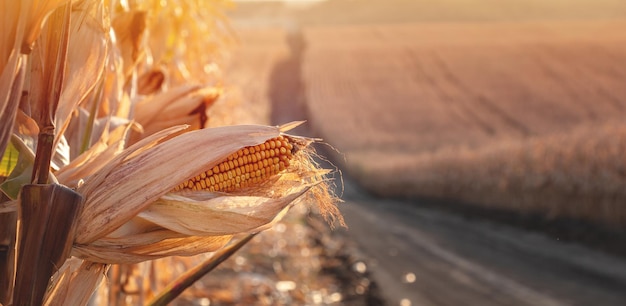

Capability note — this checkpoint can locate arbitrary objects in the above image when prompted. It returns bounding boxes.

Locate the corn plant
[0,1,342,305]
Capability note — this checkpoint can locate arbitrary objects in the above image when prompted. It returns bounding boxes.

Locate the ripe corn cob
[173,136,295,192]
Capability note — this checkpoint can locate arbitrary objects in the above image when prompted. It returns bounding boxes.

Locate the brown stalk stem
[13,184,83,306]
[148,233,258,306]
[32,130,54,184]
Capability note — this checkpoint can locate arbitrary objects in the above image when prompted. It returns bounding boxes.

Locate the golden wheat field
[299,19,626,227]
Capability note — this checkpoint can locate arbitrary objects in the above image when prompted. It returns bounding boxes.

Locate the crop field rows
[305,21,626,150]
[302,21,626,227]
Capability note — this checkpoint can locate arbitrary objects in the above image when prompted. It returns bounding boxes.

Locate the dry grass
[302,20,626,227]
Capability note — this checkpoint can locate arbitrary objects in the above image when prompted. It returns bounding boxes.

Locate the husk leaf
[73,235,233,264]
[75,124,281,244]
[43,258,107,306]
[137,187,309,236]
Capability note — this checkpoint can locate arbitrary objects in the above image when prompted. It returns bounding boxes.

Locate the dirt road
[336,182,626,305]
[226,1,626,305]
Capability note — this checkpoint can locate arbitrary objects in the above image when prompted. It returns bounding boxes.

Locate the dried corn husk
[74,123,316,245]
[130,84,222,144]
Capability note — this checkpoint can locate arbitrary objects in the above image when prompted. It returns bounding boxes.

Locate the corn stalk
[10,3,86,306]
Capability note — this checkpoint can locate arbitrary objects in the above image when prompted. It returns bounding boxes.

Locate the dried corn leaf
[0,54,25,165]
[14,109,39,137]
[0,1,22,71]
[111,10,147,77]
[22,0,72,51]
[27,2,71,139]
[74,235,233,264]
[54,130,124,187]
[44,258,107,306]
[55,1,109,147]
[61,107,132,161]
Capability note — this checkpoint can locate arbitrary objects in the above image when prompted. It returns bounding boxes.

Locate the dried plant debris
[101,206,379,306]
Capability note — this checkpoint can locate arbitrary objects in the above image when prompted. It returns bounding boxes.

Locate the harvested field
[302,20,626,227]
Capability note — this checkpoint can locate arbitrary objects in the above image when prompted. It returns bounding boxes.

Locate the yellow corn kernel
[173,136,295,192]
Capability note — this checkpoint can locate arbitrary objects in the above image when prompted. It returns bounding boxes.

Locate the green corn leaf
[0,141,18,177]
[1,136,36,200]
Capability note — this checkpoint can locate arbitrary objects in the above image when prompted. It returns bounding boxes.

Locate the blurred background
[219,0,626,305]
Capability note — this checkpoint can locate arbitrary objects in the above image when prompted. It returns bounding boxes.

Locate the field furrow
[302,20,626,227]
